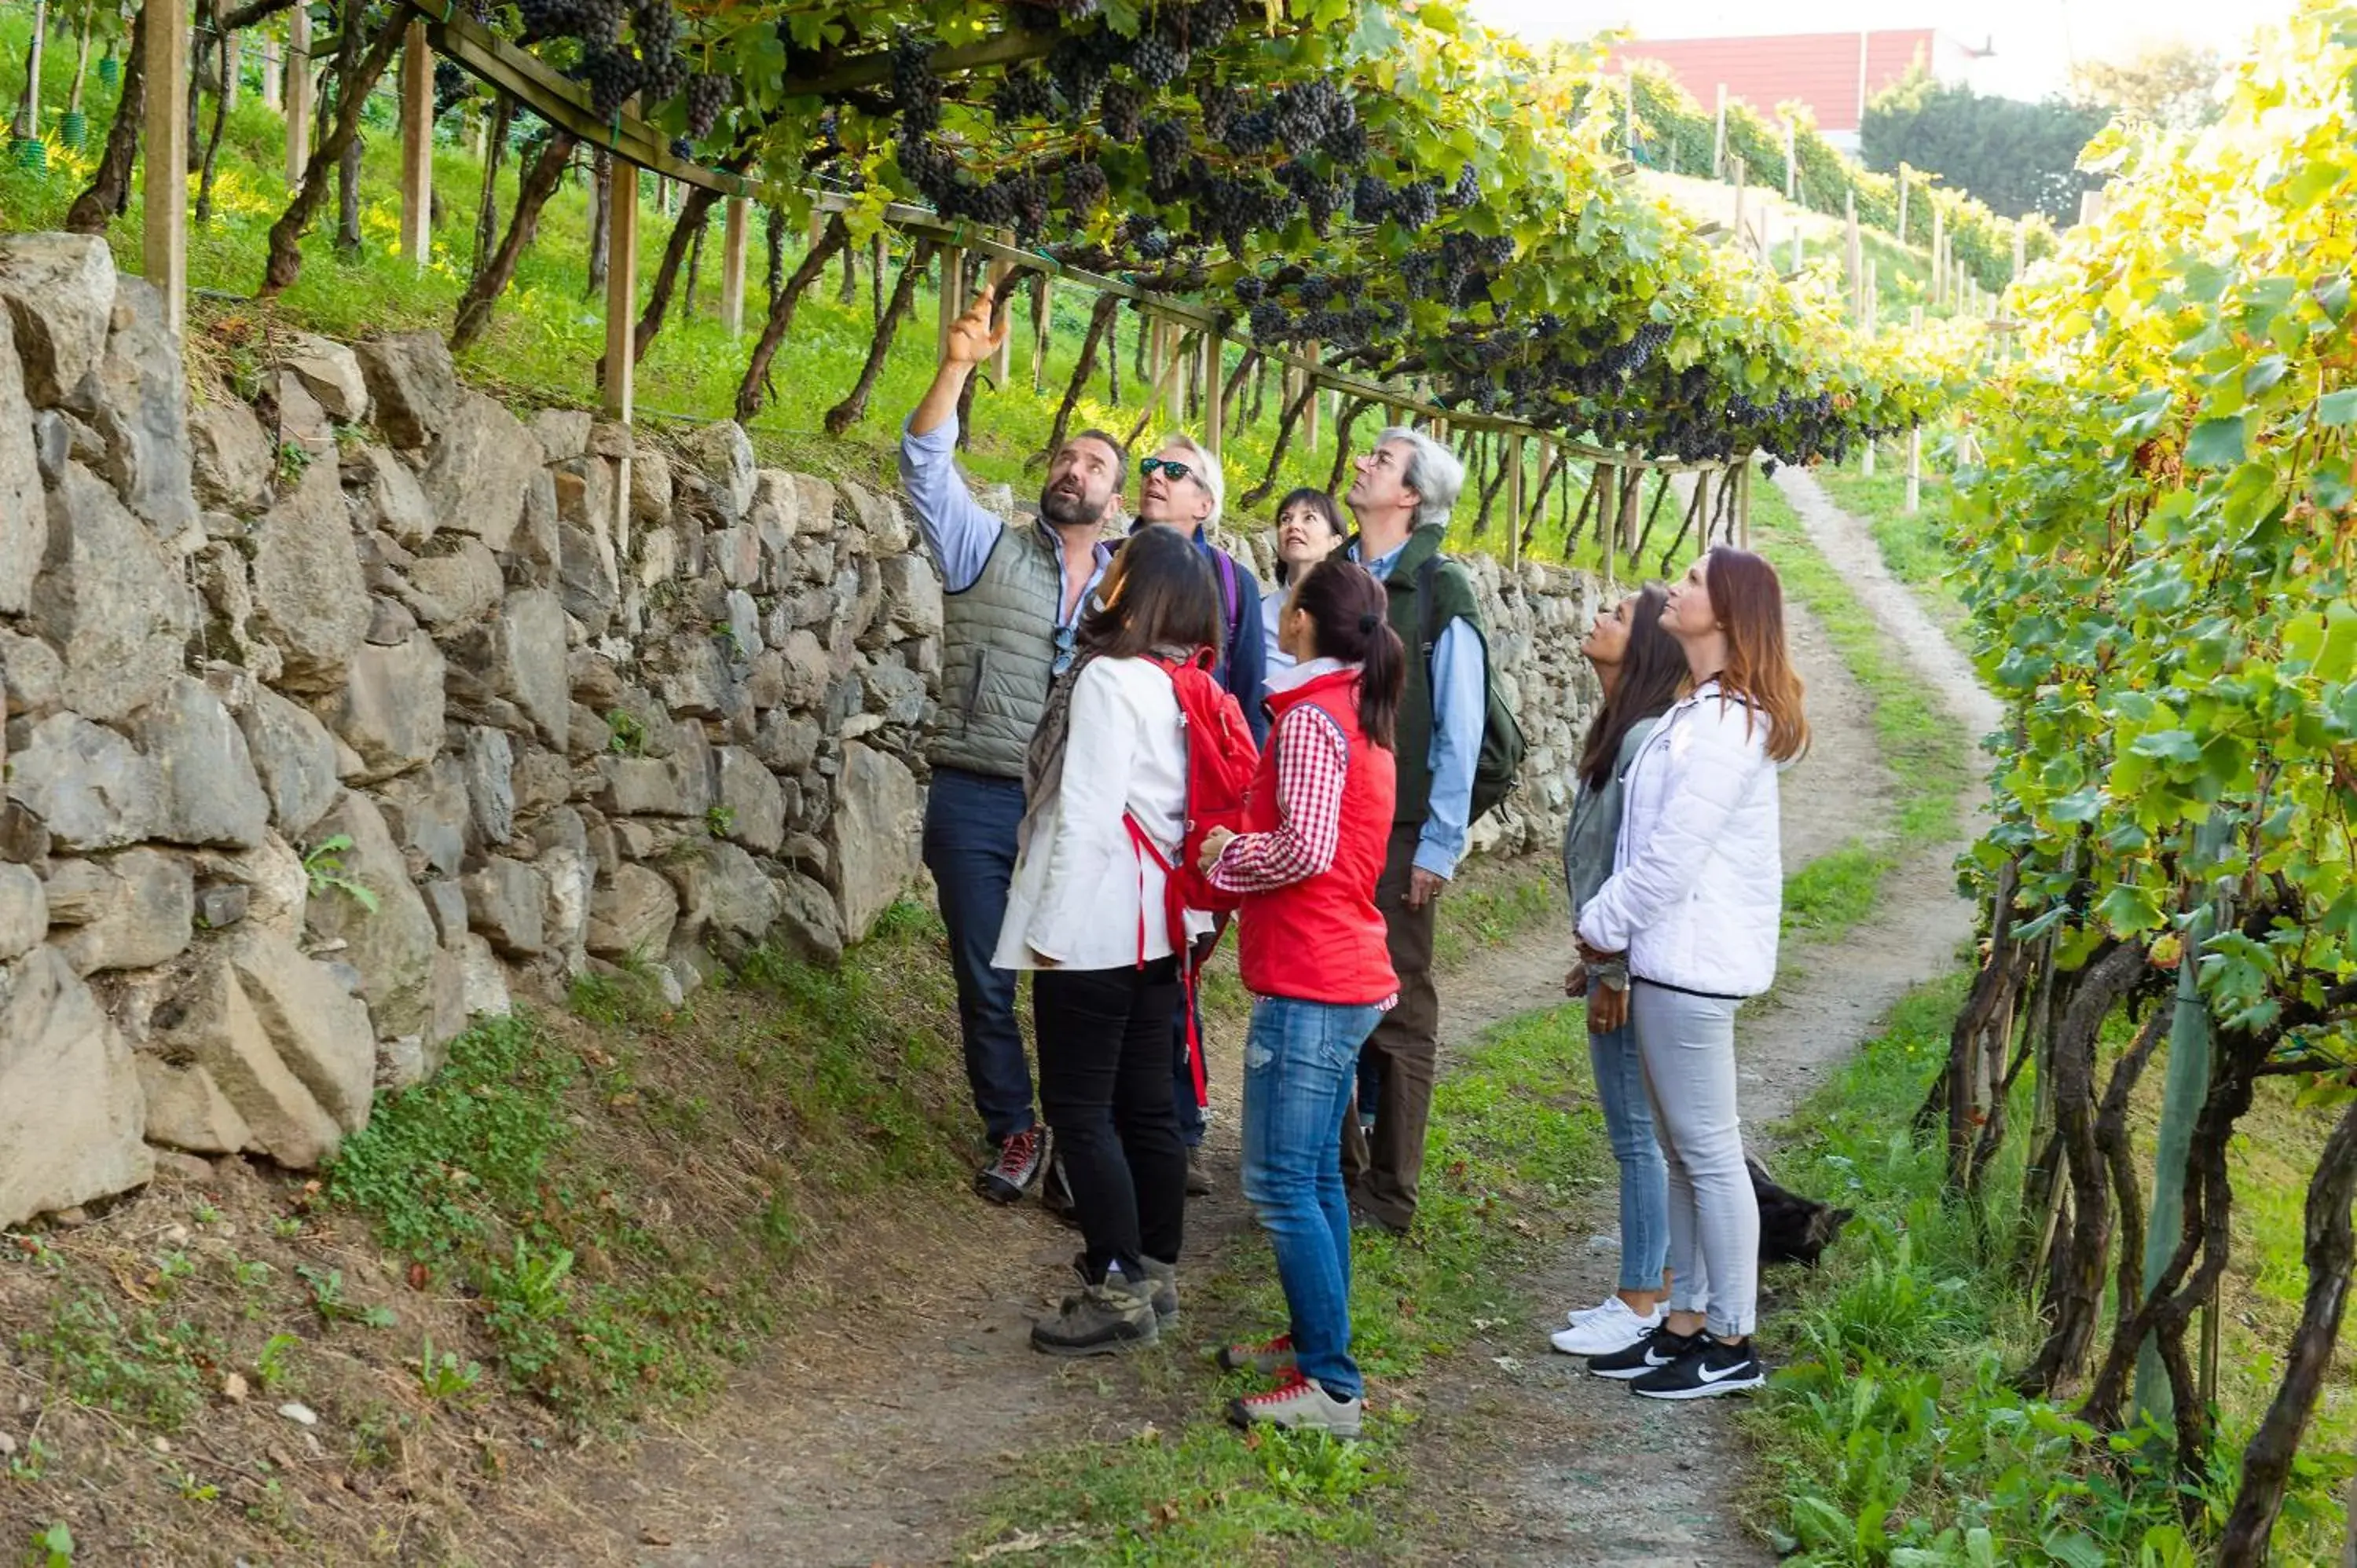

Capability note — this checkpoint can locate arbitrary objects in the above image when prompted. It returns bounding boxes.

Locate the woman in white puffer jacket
[1574,546,1809,1401]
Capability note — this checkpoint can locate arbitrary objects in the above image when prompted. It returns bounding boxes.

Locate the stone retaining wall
[0,231,1606,1227]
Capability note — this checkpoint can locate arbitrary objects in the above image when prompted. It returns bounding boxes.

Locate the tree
[1860,70,2109,225]
[2071,40,2225,130]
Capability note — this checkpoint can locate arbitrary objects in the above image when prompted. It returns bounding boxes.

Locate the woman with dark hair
[1260,489,1347,681]
[1193,559,1404,1438]
[998,526,1226,1357]
[1549,584,1687,1359]
[1577,547,1808,1400]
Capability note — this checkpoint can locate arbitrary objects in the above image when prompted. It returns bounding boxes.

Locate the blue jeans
[1240,995,1384,1401]
[922,768,1033,1143]
[1589,984,1670,1295]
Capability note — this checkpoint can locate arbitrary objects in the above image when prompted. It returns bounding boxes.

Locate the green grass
[965,999,1609,1564]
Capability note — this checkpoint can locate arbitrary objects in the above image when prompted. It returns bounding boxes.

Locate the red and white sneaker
[1226,1371,1362,1438]
[1215,1332,1296,1376]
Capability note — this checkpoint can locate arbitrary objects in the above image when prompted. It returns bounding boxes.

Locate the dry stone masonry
[0,232,1605,1228]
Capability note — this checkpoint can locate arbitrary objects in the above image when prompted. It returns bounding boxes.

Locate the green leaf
[2044,1530,2110,1568]
[2130,729,2201,763]
[2183,416,2246,468]
[2319,389,2357,427]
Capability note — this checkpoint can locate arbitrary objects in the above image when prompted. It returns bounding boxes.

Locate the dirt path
[1368,471,2002,1566]
[460,474,1992,1566]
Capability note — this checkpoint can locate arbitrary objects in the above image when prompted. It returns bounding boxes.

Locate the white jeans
[1631,980,1758,1339]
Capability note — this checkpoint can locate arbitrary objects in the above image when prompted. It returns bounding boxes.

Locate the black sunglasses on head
[1138,457,1194,484]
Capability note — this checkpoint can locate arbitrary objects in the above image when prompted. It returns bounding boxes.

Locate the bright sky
[1465,0,2297,100]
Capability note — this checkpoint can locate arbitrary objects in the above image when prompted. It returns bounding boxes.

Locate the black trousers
[1036,957,1186,1280]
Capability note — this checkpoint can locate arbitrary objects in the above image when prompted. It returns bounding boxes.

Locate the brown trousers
[1341,824,1440,1231]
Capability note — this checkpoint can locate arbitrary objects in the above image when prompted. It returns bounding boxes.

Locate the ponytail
[1288,559,1406,750]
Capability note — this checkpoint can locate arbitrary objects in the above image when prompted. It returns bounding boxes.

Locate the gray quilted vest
[927,521,1066,779]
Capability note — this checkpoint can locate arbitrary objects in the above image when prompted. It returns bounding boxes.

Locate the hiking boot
[974,1127,1049,1205]
[1629,1336,1766,1401]
[1185,1145,1212,1197]
[1133,1256,1179,1325]
[1038,1149,1080,1228]
[1586,1324,1706,1382]
[1030,1268,1159,1357]
[1215,1332,1296,1377]
[1226,1371,1362,1438]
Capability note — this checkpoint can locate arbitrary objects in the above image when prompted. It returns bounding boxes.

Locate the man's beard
[1039,483,1107,529]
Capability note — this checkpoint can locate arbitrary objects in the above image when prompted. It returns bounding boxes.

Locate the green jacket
[929,522,1066,779]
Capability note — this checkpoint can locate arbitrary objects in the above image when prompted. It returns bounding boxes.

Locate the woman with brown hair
[1574,547,1808,1400]
[997,526,1226,1357]
[1549,583,1688,1358]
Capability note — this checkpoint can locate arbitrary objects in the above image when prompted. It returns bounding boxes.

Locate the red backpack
[1123,650,1261,1107]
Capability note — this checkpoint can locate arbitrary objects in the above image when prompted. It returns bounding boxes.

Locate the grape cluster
[1127,22,1189,89]
[1446,163,1479,208]
[1402,232,1514,307]
[433,57,472,119]
[684,71,731,137]
[565,0,686,119]
[1142,118,1191,192]
[995,67,1056,123]
[1100,81,1146,142]
[1047,29,1121,113]
[893,33,946,134]
[1061,160,1109,214]
[1352,176,1439,229]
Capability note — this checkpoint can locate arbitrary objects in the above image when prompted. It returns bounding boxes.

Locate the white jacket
[1575,680,1783,998]
[994,657,1212,972]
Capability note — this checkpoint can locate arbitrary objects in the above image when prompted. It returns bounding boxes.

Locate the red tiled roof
[1606,30,1941,134]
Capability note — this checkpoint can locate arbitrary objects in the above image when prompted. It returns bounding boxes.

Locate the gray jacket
[1563,716,1659,923]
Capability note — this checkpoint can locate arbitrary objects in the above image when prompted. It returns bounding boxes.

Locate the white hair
[1374,427,1465,531]
[1157,432,1226,529]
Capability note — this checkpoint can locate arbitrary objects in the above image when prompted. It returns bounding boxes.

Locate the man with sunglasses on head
[901,280,1124,1210]
[1128,434,1270,1192]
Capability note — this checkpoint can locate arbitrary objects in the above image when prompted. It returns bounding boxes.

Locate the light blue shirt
[899,416,1111,643]
[1355,537,1485,880]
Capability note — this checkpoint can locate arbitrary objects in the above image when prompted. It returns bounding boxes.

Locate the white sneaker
[1550,1295,1662,1356]
[1561,1293,1620,1328]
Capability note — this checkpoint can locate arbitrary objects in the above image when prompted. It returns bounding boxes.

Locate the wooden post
[1032,277,1054,394]
[1930,200,1946,305]
[1711,83,1726,178]
[1618,451,1640,555]
[1504,434,1523,568]
[935,244,965,360]
[397,20,432,269]
[1732,155,1747,252]
[990,241,1016,387]
[1791,219,1803,275]
[719,196,747,339]
[284,2,310,187]
[1201,333,1222,460]
[1736,460,1751,549]
[1303,342,1321,450]
[1904,425,1922,515]
[1595,460,1616,567]
[1783,117,1795,200]
[1164,327,1186,428]
[1864,258,1878,336]
[17,0,46,140]
[259,38,279,110]
[1861,433,1876,477]
[1622,69,1635,159]
[1895,164,1908,244]
[603,157,638,424]
[2011,225,2025,281]
[1844,189,1861,317]
[144,0,188,339]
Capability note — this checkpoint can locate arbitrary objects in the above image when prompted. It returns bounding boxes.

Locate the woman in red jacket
[1196,558,1404,1439]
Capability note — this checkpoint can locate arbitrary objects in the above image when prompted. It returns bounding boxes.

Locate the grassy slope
[1741,466,2355,1566]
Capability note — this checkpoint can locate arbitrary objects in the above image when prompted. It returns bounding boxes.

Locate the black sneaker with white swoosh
[1629,1336,1766,1399]
[1585,1324,1704,1381]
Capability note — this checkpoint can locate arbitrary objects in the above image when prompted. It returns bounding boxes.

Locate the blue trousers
[1240,995,1384,1401]
[921,767,1033,1143]
[1588,984,1670,1294]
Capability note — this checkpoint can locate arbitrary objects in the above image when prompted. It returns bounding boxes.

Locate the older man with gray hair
[1126,430,1268,1192]
[1336,426,1483,1235]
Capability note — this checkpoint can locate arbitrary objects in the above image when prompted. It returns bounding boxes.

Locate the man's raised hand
[944,282,1010,368]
